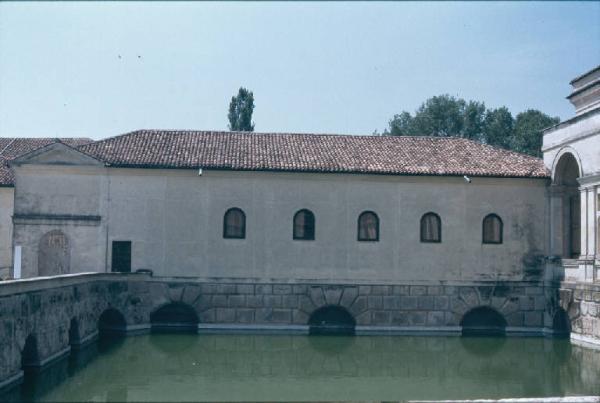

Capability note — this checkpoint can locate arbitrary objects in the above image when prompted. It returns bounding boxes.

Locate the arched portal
[150,303,199,333]
[308,305,356,335]
[460,306,507,336]
[553,152,581,258]
[21,334,40,368]
[98,308,127,335]
[38,230,70,276]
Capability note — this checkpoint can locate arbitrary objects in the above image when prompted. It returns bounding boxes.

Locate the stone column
[578,186,596,282]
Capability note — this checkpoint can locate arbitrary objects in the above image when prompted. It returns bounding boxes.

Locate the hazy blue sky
[0,2,598,139]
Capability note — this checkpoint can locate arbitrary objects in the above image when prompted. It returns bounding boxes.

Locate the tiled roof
[0,138,92,186]
[79,130,549,178]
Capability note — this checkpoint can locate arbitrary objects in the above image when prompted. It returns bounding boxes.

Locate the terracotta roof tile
[78,130,549,179]
[0,138,93,186]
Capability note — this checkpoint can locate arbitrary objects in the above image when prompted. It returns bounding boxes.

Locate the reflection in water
[459,335,507,357]
[1,334,599,402]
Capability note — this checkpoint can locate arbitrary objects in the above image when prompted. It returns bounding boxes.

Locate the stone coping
[0,272,553,298]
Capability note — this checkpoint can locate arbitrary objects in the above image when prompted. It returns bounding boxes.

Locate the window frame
[482,213,503,244]
[293,209,316,241]
[357,211,380,242]
[223,207,246,239]
[420,212,442,243]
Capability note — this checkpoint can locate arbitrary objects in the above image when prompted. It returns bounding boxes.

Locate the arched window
[293,209,315,240]
[482,214,503,244]
[420,212,441,243]
[357,211,379,241]
[223,208,246,239]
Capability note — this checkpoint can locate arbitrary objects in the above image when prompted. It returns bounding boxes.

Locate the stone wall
[559,282,600,346]
[0,273,554,390]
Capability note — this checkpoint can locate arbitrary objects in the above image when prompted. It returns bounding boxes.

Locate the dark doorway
[308,305,356,335]
[68,317,80,347]
[460,306,507,336]
[111,241,131,273]
[150,303,199,333]
[553,153,581,259]
[553,308,571,336]
[21,334,40,368]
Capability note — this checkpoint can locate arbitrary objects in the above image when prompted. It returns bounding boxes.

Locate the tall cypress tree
[228,87,255,132]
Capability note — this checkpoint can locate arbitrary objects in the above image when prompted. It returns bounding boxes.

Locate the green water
[4,334,600,402]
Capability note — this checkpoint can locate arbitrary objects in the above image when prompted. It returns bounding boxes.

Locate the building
[543,65,600,283]
[0,138,91,279]
[8,132,549,282]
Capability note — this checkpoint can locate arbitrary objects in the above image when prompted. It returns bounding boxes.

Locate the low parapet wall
[0,273,561,389]
[559,282,600,347]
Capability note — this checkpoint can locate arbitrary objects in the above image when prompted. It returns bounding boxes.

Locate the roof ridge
[89,129,474,142]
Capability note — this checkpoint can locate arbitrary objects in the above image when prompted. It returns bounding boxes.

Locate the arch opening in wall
[552,308,571,337]
[293,209,315,240]
[460,306,507,336]
[420,212,442,243]
[552,152,581,258]
[223,208,246,239]
[482,214,503,244]
[357,211,379,242]
[38,230,70,277]
[21,334,40,369]
[98,308,127,336]
[69,317,81,347]
[150,302,199,333]
[308,305,356,335]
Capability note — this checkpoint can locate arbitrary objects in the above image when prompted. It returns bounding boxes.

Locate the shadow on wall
[460,306,507,336]
[308,305,356,335]
[150,302,199,333]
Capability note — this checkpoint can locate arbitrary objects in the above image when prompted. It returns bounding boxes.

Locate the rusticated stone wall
[559,282,600,345]
[0,273,553,390]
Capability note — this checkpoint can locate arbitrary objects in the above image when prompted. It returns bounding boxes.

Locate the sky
[0,2,599,140]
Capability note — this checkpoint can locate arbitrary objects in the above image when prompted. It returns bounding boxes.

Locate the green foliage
[483,107,514,149]
[384,95,558,157]
[228,87,255,132]
[512,110,560,158]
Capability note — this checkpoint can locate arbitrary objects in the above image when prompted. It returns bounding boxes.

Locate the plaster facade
[10,156,548,282]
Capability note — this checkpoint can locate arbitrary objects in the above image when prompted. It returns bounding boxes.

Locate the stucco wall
[0,187,14,279]
[12,165,107,278]
[13,163,548,281]
[543,110,600,179]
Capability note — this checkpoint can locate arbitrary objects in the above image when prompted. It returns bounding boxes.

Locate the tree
[410,95,465,137]
[512,110,559,157]
[228,87,255,132]
[386,111,414,136]
[461,101,486,141]
[483,107,514,150]
[385,95,486,139]
[383,95,557,157]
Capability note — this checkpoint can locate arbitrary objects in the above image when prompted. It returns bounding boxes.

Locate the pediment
[10,141,104,167]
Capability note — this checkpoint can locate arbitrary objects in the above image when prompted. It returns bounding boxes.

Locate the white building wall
[12,164,548,282]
